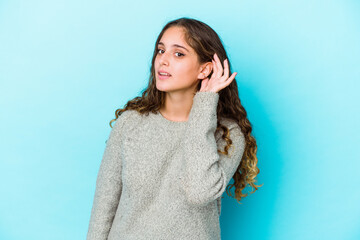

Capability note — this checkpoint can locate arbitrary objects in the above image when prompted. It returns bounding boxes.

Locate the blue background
[1,0,359,239]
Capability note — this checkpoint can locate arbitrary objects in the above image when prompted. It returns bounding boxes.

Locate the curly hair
[109,17,263,204]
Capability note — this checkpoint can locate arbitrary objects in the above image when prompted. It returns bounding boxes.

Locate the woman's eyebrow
[158,42,189,52]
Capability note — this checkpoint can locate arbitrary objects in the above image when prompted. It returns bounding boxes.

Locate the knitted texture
[86,91,246,240]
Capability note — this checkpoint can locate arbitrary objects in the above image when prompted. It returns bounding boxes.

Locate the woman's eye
[157,49,184,57]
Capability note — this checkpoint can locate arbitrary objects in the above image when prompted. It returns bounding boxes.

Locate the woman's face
[154,26,205,93]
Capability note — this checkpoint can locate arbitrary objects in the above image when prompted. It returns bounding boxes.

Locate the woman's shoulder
[219,116,239,130]
[217,116,245,140]
[112,109,138,129]
[118,109,136,119]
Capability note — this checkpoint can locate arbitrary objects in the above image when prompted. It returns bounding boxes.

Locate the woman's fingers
[227,72,237,83]
[211,59,217,80]
[217,72,236,91]
[223,59,229,80]
[205,53,237,93]
[213,53,223,79]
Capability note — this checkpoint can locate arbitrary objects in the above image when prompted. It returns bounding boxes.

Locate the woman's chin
[156,81,174,92]
[156,85,173,92]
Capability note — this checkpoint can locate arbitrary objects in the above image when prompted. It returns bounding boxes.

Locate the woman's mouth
[158,71,172,80]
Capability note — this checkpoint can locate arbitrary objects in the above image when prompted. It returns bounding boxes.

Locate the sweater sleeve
[181,91,246,207]
[86,111,130,240]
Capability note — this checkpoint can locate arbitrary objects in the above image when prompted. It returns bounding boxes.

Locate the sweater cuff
[189,91,219,122]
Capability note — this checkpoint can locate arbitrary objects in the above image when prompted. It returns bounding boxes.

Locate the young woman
[87,17,262,240]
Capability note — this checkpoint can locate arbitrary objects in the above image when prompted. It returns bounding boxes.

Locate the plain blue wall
[0,0,359,239]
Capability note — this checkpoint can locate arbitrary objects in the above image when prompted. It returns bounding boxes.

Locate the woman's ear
[198,62,213,79]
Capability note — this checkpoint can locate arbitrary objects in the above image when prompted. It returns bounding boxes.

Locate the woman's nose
[159,52,169,65]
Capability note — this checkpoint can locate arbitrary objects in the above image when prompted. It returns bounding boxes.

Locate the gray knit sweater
[86,91,246,240]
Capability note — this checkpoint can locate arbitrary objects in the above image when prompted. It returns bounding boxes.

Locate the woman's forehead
[159,27,188,46]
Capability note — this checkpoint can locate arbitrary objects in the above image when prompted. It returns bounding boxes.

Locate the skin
[154,26,237,122]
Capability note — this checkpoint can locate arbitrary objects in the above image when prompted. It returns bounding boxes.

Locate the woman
[87,17,262,240]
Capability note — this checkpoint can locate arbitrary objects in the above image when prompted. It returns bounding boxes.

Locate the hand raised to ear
[199,53,237,93]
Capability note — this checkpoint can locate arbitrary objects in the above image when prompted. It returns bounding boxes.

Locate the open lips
[158,70,172,79]
[158,70,171,76]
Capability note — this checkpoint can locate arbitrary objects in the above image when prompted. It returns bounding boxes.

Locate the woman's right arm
[86,110,131,240]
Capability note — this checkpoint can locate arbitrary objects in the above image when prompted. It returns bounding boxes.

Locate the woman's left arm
[180,91,246,207]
